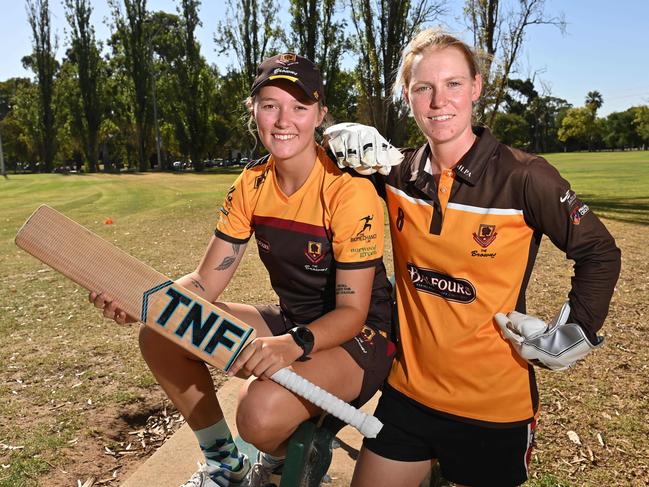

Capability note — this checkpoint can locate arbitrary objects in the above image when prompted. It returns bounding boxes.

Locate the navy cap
[251,53,325,103]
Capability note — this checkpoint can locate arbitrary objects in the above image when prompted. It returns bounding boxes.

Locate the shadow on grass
[581,194,649,226]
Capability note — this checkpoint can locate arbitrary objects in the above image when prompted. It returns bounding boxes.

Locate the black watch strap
[288,326,314,362]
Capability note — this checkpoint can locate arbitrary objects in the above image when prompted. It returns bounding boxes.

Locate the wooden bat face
[15,205,256,371]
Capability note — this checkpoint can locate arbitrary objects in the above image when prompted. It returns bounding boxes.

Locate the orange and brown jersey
[215,146,392,332]
[378,127,620,426]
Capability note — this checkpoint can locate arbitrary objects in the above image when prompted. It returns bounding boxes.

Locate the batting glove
[323,123,404,176]
[494,302,604,371]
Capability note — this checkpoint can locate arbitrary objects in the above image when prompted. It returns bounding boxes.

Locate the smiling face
[405,46,482,149]
[253,80,327,165]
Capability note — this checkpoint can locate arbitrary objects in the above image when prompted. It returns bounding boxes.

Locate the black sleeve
[522,157,621,341]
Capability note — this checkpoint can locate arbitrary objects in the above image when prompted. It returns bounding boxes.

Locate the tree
[602,109,642,150]
[167,0,215,171]
[633,105,649,146]
[109,0,154,171]
[491,111,529,148]
[0,78,37,167]
[215,0,281,92]
[464,0,566,125]
[286,0,348,105]
[25,0,58,172]
[584,90,603,150]
[349,0,445,144]
[64,0,105,172]
[557,107,592,150]
[585,90,603,116]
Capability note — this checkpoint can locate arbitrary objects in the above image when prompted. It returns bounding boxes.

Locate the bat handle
[270,368,383,438]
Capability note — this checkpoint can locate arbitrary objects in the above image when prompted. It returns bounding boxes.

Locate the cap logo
[277,53,298,65]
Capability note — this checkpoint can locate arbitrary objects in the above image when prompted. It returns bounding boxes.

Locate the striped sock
[194,420,245,472]
[259,451,285,472]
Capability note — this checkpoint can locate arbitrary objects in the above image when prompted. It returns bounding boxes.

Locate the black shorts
[254,304,395,407]
[364,385,536,487]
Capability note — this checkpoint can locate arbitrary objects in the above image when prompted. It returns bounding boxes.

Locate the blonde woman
[92,54,395,487]
[326,30,620,487]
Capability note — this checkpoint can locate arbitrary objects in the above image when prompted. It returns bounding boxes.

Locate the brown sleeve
[522,157,621,341]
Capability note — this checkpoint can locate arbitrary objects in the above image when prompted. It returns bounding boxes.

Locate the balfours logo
[407,263,476,303]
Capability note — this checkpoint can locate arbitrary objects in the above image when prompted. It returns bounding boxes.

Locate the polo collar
[413,126,500,186]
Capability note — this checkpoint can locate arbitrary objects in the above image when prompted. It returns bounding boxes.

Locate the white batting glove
[323,123,404,176]
[494,302,603,371]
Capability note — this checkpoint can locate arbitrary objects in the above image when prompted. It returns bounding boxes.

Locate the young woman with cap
[90,53,395,487]
[325,29,620,486]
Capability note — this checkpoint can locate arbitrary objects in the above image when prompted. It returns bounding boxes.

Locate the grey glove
[324,123,403,176]
[494,302,603,371]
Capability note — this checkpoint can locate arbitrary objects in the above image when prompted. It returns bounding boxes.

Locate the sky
[1,0,648,117]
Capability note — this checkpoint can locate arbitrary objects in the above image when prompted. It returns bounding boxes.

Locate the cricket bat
[15,205,382,438]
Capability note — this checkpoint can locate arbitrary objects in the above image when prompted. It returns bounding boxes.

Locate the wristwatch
[287,326,314,362]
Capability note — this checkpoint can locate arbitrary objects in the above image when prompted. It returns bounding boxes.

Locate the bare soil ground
[2,215,647,487]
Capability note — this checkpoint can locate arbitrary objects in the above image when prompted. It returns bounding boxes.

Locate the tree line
[1,0,647,174]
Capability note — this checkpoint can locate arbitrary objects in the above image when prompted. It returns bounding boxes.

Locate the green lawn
[543,151,649,225]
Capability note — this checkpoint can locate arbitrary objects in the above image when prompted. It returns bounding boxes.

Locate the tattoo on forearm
[190,278,205,292]
[215,243,241,271]
[336,284,356,295]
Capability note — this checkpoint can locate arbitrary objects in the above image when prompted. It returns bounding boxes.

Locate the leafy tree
[109,0,154,171]
[491,111,530,148]
[602,109,642,149]
[25,0,59,172]
[215,0,281,91]
[64,0,105,172]
[286,0,348,105]
[0,78,37,167]
[464,0,566,125]
[349,0,445,144]
[633,105,649,146]
[170,0,215,171]
[584,90,603,150]
[585,90,603,115]
[558,107,596,151]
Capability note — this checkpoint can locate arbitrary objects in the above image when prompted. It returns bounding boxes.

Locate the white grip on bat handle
[271,367,383,438]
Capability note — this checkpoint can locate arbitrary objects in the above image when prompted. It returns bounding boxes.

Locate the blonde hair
[394,28,483,97]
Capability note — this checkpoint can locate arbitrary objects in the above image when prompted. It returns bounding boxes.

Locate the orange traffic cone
[104,217,113,224]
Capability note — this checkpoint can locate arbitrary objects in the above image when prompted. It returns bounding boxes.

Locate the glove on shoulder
[323,123,403,176]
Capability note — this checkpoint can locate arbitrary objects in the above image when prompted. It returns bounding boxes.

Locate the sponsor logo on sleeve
[407,263,476,303]
[570,203,590,225]
[560,189,577,207]
[351,215,377,243]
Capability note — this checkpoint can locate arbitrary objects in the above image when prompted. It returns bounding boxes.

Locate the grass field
[1,151,648,486]
[544,151,649,225]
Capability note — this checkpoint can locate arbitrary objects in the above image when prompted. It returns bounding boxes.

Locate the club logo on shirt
[407,263,476,304]
[305,241,325,264]
[472,224,497,248]
[570,204,590,225]
[351,215,377,243]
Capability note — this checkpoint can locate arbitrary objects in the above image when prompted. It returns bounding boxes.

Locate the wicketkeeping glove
[494,302,604,371]
[323,123,404,176]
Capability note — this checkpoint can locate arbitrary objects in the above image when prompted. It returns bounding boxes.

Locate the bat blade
[15,205,255,371]
[15,205,383,437]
